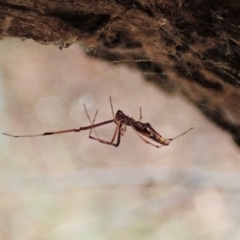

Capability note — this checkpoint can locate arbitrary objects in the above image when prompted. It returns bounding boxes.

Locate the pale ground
[0,38,240,240]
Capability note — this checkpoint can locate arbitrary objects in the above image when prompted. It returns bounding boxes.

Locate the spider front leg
[84,104,122,147]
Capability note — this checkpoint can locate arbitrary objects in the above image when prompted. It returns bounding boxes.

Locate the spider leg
[170,127,193,141]
[83,104,100,139]
[2,117,114,138]
[89,121,122,147]
[139,107,142,121]
[83,102,122,147]
[109,96,115,119]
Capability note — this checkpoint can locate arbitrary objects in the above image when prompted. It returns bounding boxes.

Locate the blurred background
[0,38,240,240]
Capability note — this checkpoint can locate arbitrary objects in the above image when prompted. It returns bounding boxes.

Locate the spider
[2,97,193,148]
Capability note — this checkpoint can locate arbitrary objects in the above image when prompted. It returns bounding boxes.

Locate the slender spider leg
[109,96,115,119]
[84,101,122,147]
[89,120,122,147]
[130,122,163,148]
[83,104,100,139]
[165,127,194,142]
[2,117,115,137]
[87,107,100,139]
[109,122,122,147]
[139,107,142,121]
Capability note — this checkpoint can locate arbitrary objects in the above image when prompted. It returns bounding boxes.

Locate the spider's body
[115,110,171,146]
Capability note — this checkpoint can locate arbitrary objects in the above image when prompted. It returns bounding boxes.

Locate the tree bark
[1,0,240,147]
